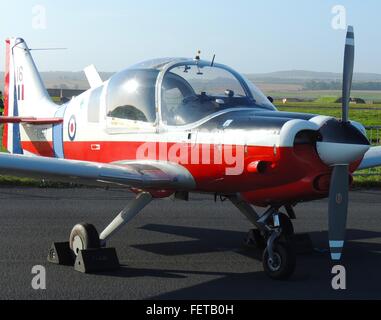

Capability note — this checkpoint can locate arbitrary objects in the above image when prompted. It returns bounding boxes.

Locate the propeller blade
[342,26,355,123]
[328,165,349,261]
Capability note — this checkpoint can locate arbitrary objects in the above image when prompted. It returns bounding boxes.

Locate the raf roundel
[68,116,77,141]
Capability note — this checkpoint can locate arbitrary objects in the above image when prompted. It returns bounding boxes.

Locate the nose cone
[316,119,370,166]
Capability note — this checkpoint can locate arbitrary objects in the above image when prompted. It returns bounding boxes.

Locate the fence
[367,126,381,146]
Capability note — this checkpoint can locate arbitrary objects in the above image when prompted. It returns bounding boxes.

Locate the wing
[357,146,381,170]
[0,153,195,190]
[0,116,63,125]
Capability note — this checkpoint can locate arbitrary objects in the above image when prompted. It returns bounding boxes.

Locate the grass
[314,96,340,104]
[276,100,381,109]
[354,168,381,188]
[52,96,62,103]
[277,103,381,128]
[268,90,381,102]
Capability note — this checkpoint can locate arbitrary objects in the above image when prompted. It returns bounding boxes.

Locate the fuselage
[17,58,370,206]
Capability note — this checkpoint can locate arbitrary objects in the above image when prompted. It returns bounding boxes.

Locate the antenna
[29,48,68,51]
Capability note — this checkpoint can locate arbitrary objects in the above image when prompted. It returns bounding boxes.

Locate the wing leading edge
[0,116,63,125]
[357,146,381,170]
[0,153,196,190]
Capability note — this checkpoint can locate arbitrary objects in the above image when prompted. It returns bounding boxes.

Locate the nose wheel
[263,242,296,280]
[229,196,297,280]
[262,212,296,280]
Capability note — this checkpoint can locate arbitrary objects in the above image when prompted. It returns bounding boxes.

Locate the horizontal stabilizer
[0,116,63,125]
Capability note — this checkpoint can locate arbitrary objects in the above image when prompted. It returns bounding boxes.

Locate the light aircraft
[1,26,380,279]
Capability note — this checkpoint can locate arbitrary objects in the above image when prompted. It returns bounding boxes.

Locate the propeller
[342,26,355,123]
[328,165,349,260]
[328,26,355,261]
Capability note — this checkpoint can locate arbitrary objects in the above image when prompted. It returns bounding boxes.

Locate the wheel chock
[47,242,75,266]
[74,248,120,274]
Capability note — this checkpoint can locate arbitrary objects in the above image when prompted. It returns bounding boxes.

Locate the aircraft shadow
[134,224,259,257]
[120,224,381,299]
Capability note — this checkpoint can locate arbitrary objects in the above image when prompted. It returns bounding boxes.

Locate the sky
[0,0,380,74]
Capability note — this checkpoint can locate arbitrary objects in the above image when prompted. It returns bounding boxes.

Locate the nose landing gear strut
[229,196,296,280]
[262,212,296,280]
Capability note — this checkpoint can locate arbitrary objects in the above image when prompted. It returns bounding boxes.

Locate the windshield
[161,63,275,126]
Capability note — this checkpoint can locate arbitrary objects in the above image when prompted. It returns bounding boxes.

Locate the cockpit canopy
[105,58,276,127]
[161,62,275,126]
[107,69,158,124]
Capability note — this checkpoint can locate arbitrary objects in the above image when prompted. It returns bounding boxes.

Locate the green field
[269,90,381,102]
[277,102,381,128]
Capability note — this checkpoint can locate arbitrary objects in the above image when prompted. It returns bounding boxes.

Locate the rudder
[2,38,57,154]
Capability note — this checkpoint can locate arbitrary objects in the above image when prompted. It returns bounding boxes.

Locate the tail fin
[3,38,57,153]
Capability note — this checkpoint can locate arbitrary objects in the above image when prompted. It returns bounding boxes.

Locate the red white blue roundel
[68,116,77,141]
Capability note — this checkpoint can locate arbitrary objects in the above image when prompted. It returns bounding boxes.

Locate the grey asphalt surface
[0,187,380,300]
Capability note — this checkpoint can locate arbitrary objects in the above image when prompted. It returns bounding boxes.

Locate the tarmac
[0,187,380,300]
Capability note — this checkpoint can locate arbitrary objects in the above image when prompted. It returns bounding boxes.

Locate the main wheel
[69,223,100,256]
[262,242,296,280]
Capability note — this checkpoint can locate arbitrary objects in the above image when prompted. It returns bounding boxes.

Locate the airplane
[0,26,380,280]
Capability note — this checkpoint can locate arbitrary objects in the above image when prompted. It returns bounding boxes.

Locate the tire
[69,223,100,256]
[262,242,296,280]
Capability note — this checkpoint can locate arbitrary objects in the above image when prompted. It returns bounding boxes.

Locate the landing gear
[229,195,296,280]
[49,192,153,272]
[263,213,296,280]
[245,213,294,249]
[69,223,100,256]
[51,192,297,278]
[272,212,294,240]
[68,192,153,256]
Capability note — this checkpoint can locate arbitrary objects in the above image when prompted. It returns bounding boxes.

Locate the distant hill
[0,71,115,91]
[1,70,381,91]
